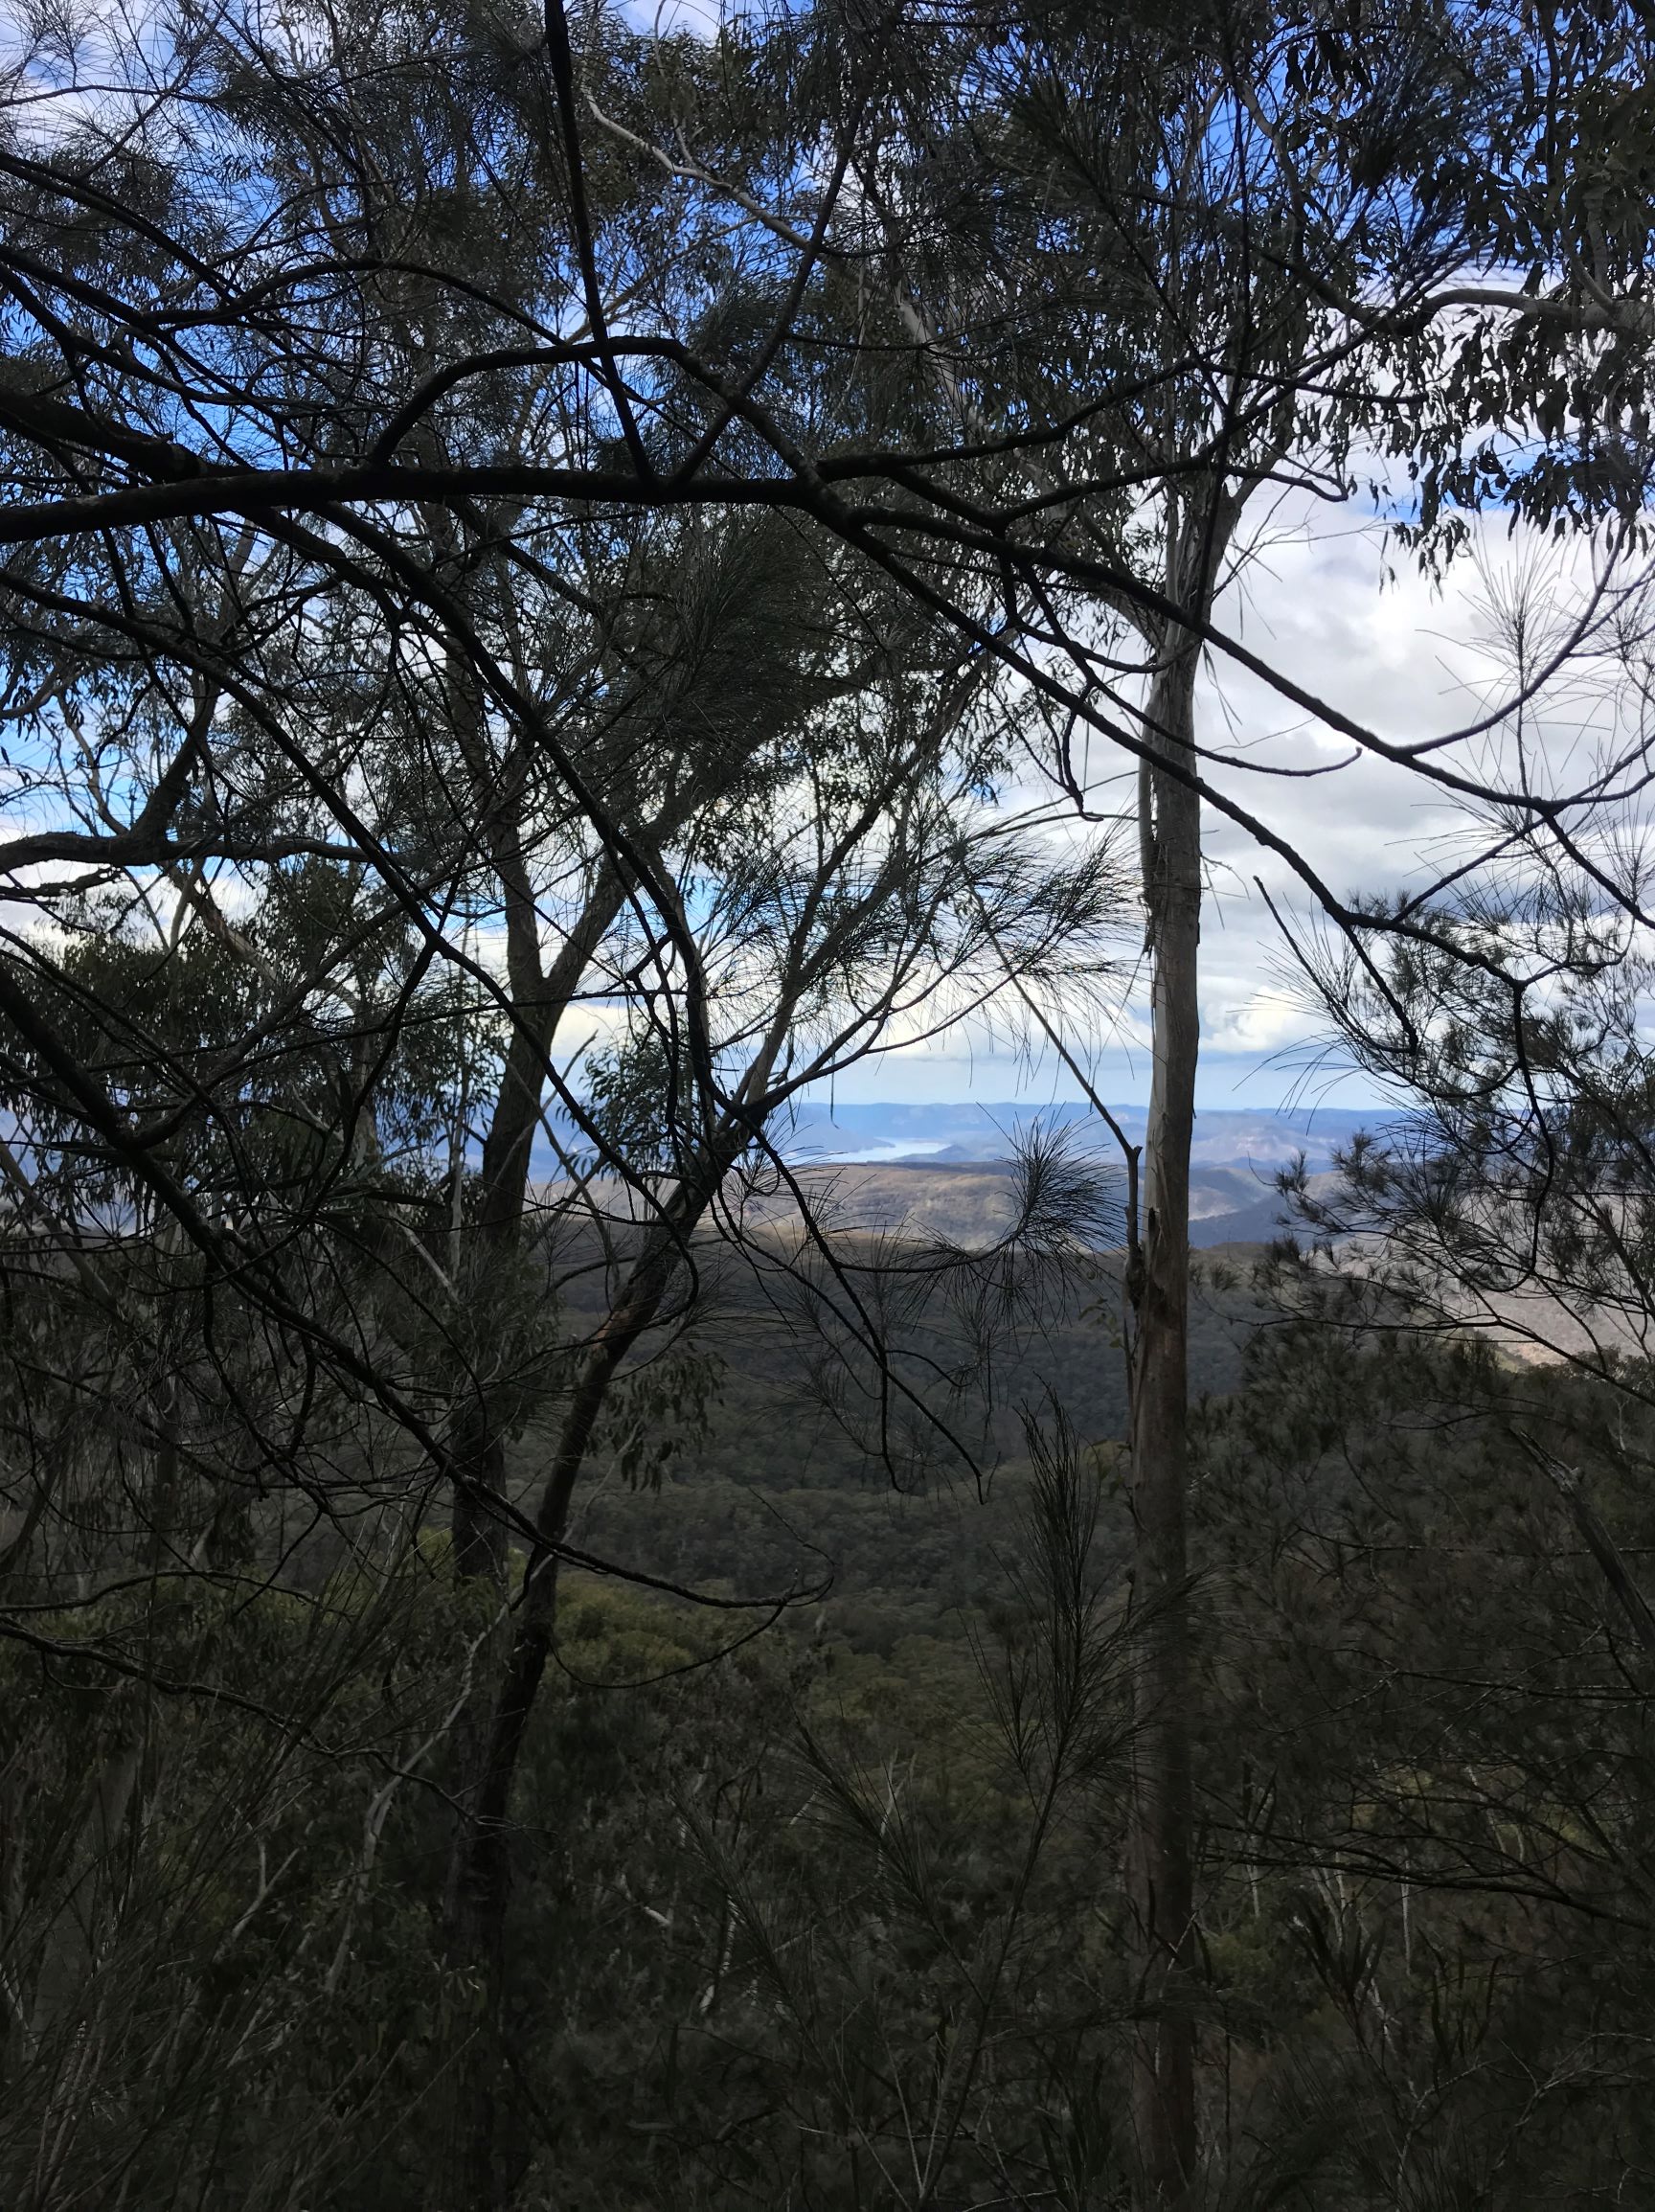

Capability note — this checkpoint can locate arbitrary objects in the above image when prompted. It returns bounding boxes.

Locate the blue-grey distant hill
[779,1099,1375,1165]
[775,1101,1383,1247]
[537,1099,1386,1250]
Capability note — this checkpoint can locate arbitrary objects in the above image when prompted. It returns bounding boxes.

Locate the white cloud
[826,497,1644,1108]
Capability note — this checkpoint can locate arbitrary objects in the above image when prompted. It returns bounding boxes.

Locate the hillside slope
[543,1238,1270,1650]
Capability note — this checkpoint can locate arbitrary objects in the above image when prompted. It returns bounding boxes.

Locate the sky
[596,4,1645,1118]
[811,497,1633,1112]
[9,4,1638,1125]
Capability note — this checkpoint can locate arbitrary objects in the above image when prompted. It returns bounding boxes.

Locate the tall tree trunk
[439,1231,681,2212]
[441,1101,759,2210]
[1127,629,1203,2211]
[447,871,625,1585]
[435,867,626,2208]
[445,1004,557,1586]
[443,1222,684,1966]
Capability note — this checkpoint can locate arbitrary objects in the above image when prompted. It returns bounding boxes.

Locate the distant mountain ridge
[533,1100,1389,1250]
[774,1101,1385,1246]
[778,1099,1379,1166]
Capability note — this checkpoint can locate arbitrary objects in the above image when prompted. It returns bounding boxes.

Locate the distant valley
[769,1099,1379,1250]
[539,1098,1385,1249]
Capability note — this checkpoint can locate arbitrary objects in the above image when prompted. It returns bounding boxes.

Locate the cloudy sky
[816,496,1634,1112]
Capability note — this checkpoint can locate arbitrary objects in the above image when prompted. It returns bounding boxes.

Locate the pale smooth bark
[1125,479,1242,2206]
[1127,631,1203,2211]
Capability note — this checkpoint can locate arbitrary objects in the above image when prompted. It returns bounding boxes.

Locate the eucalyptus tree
[0,29,1135,2174]
[782,8,1655,2193]
[342,497,982,1585]
[0,489,1135,2212]
[430,624,1128,2203]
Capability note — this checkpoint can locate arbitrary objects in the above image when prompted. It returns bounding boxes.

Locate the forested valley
[5,1,1655,2205]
